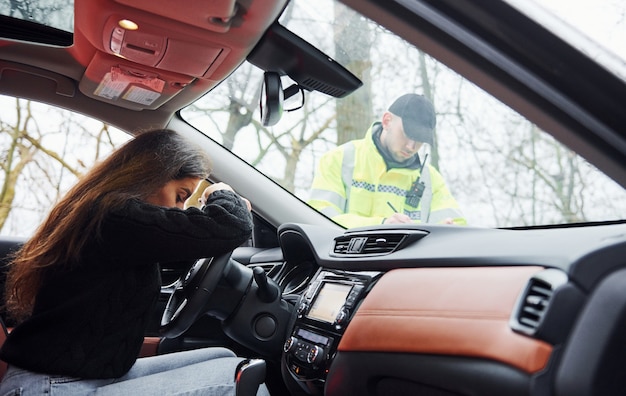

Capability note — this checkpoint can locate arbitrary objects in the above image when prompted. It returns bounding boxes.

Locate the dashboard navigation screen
[307,282,352,323]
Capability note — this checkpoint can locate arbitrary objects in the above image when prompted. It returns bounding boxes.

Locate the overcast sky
[533,0,625,59]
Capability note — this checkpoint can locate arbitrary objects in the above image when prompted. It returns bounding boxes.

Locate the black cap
[387,94,435,145]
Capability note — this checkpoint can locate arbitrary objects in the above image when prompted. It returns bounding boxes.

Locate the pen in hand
[387,201,399,213]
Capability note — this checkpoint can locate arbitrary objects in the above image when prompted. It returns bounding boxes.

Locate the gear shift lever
[252,266,280,303]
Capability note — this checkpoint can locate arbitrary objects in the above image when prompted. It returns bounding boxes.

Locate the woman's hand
[199,182,251,211]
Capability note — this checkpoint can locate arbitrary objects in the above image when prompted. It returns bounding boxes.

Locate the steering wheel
[159,252,232,339]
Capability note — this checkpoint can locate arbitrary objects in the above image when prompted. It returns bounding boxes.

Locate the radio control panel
[282,269,381,392]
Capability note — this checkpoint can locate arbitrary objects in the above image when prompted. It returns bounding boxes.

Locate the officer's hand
[383,213,413,224]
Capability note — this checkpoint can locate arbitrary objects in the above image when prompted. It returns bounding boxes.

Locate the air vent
[518,279,552,331]
[510,269,567,336]
[333,233,406,255]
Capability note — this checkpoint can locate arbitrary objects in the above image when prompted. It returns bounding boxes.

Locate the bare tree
[334,3,373,145]
[0,99,122,234]
[443,84,600,227]
[3,0,73,31]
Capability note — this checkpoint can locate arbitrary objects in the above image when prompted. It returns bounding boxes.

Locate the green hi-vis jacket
[308,124,467,228]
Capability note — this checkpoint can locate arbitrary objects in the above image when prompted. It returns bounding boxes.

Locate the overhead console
[73,0,287,110]
[77,0,286,78]
[102,15,228,77]
[281,268,381,394]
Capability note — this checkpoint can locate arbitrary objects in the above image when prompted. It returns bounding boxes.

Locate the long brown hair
[5,129,211,321]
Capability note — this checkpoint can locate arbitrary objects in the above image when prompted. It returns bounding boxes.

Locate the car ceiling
[0,0,288,132]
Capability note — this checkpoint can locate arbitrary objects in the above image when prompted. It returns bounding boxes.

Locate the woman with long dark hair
[0,129,267,395]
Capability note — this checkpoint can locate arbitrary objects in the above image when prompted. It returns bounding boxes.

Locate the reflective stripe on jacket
[308,125,466,228]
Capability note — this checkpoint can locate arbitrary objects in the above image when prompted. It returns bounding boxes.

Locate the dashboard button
[306,345,325,365]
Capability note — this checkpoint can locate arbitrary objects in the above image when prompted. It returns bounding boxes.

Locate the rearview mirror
[260,72,283,127]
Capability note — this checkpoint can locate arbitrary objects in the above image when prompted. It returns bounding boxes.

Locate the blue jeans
[0,347,270,395]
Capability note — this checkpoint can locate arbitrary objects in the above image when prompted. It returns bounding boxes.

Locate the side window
[0,96,130,237]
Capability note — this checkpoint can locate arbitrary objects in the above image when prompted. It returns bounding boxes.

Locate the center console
[281,268,381,394]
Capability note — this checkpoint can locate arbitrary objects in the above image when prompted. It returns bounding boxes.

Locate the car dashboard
[268,221,626,395]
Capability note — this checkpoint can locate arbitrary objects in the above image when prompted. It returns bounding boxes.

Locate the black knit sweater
[0,190,253,379]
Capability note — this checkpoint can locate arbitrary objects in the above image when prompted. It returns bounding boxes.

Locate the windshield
[181,0,626,229]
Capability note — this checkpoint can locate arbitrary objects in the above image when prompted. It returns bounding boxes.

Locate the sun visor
[79,51,194,110]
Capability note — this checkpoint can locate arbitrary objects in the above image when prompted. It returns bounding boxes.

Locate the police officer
[308,93,466,228]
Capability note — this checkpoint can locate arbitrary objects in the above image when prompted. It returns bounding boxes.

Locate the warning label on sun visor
[123,86,161,105]
[94,66,165,106]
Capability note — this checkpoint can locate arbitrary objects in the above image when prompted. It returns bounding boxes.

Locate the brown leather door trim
[139,336,161,357]
[339,266,552,373]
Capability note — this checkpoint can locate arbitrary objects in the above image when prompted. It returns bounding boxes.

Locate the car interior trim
[138,336,160,358]
[339,265,553,373]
